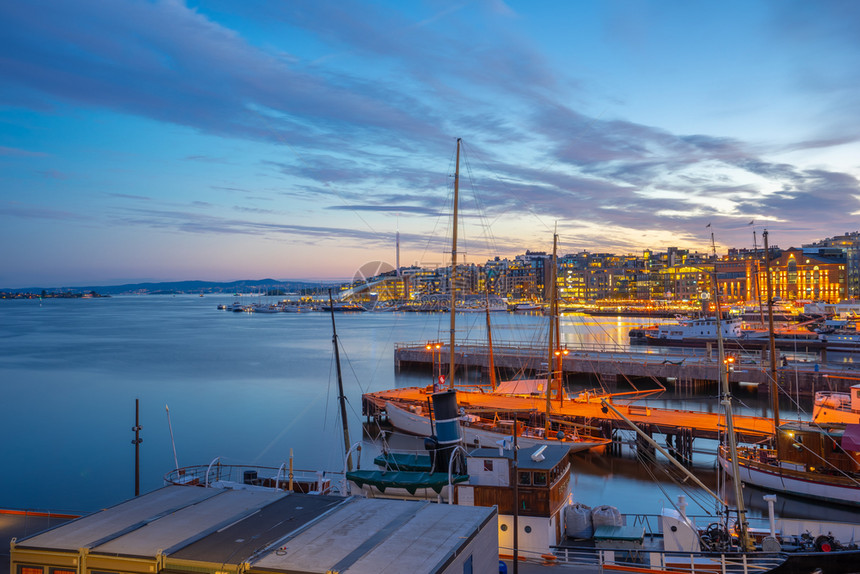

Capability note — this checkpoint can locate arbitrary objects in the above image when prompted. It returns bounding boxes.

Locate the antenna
[396,214,401,278]
[166,405,179,471]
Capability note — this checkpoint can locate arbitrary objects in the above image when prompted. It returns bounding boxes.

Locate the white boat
[652,315,744,340]
[510,301,542,312]
[251,303,282,313]
[717,233,860,508]
[280,302,312,313]
[384,400,609,454]
[717,421,860,506]
[813,383,860,424]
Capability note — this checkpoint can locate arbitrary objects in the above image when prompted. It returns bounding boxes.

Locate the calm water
[1,296,856,524]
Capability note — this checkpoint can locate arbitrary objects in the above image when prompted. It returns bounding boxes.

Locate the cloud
[0,146,48,157]
[0,203,90,221]
[2,0,859,267]
[325,204,441,215]
[38,169,69,180]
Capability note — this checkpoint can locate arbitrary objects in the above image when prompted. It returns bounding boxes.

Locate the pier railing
[395,339,765,365]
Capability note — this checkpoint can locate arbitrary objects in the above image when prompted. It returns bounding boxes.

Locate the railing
[549,545,785,573]
[163,464,348,496]
[395,339,765,364]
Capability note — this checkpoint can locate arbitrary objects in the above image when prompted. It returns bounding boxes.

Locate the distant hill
[2,279,340,296]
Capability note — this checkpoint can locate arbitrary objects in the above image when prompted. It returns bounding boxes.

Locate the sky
[2,0,860,288]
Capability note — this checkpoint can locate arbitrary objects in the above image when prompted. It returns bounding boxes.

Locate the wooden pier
[362,384,780,465]
[394,340,859,398]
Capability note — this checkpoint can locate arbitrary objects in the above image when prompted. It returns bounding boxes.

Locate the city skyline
[2,1,860,288]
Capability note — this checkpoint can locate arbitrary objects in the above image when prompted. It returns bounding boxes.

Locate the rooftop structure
[11,486,498,574]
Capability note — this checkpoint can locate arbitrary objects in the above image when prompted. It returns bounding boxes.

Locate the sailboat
[717,230,860,506]
[545,259,860,572]
[383,228,610,453]
[347,138,579,559]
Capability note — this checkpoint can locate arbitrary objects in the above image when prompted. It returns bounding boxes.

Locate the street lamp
[425,341,442,387]
[552,347,570,401]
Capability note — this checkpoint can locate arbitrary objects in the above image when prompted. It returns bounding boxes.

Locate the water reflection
[0,296,850,525]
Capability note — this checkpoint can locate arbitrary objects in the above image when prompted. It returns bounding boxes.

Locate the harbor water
[1,295,857,525]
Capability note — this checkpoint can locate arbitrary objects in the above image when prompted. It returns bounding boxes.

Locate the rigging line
[418,142,460,267]
[635,448,714,517]
[459,141,500,257]
[249,108,387,243]
[789,440,860,486]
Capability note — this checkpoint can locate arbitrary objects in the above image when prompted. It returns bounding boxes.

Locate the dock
[394,340,859,398]
[374,341,860,463]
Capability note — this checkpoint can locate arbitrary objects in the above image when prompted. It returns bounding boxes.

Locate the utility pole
[131,398,142,496]
[329,289,352,471]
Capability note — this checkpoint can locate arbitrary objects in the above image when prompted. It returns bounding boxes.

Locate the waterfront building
[10,487,498,574]
[804,231,860,298]
[760,247,846,303]
[324,230,859,305]
[656,264,712,302]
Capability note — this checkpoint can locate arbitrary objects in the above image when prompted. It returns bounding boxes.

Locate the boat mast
[710,232,751,551]
[448,138,460,390]
[553,233,563,408]
[762,230,781,432]
[329,288,352,471]
[485,290,497,391]
[545,233,558,436]
[752,230,766,327]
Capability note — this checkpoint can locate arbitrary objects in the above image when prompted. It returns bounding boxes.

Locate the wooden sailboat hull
[385,401,609,454]
[718,451,860,506]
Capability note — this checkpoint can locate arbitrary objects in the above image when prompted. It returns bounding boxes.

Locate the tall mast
[448,138,461,390]
[710,232,751,551]
[553,234,563,407]
[329,288,352,471]
[545,233,558,435]
[485,290,497,391]
[752,230,765,327]
[763,231,781,433]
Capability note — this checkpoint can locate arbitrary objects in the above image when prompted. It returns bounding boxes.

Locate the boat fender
[815,535,837,552]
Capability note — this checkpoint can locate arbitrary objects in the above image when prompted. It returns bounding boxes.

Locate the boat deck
[363,386,781,443]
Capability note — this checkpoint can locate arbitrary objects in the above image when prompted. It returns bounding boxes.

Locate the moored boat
[813,383,860,424]
[384,398,610,454]
[717,421,860,506]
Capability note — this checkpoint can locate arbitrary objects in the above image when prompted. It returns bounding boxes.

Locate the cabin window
[50,569,75,574]
[463,555,473,574]
[533,472,547,486]
[524,525,533,533]
[518,471,531,486]
[483,460,493,472]
[500,524,508,531]
[18,567,42,574]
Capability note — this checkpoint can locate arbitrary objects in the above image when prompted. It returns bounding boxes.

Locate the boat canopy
[373,453,433,472]
[493,378,568,399]
[842,423,860,452]
[346,471,468,494]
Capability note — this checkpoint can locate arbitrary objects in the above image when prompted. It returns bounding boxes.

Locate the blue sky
[2,1,859,288]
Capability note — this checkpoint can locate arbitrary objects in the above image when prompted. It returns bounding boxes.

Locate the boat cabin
[775,422,860,473]
[455,444,571,556]
[654,316,743,340]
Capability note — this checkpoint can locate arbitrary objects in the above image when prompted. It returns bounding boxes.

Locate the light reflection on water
[0,296,854,524]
